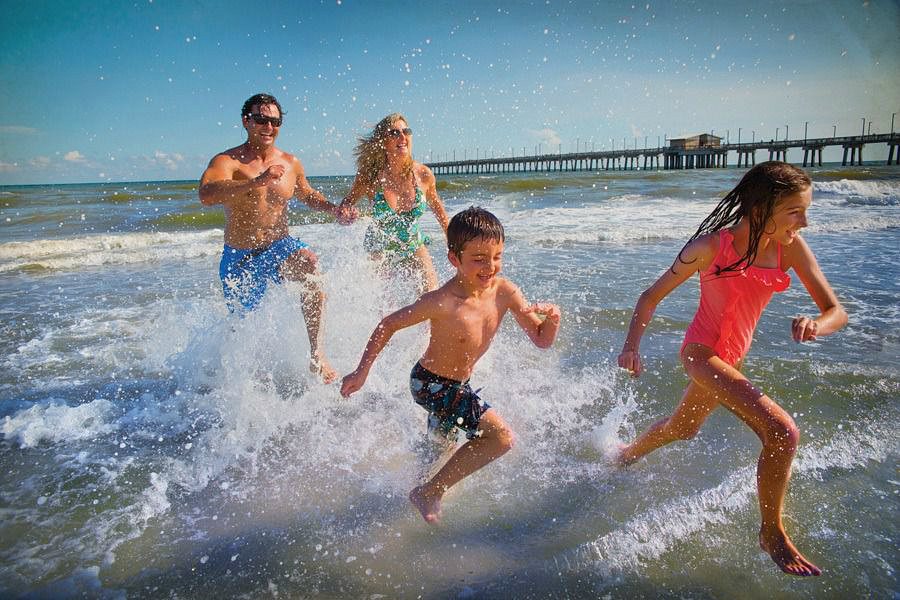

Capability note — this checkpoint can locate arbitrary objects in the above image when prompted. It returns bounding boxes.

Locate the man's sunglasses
[386,127,413,138]
[248,113,282,127]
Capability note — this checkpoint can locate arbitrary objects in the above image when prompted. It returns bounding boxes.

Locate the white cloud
[64,150,86,163]
[29,156,52,168]
[0,161,19,173]
[527,128,562,147]
[0,125,38,135]
[152,150,185,171]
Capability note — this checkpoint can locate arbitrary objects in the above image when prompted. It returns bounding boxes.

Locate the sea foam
[555,417,897,577]
[0,230,223,273]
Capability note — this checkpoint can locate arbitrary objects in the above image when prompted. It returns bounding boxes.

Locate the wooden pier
[427,133,900,174]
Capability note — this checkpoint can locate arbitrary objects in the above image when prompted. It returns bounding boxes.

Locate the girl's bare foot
[759,527,821,576]
[409,485,442,524]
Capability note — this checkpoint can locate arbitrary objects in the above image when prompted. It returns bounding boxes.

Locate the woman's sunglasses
[386,127,413,138]
[248,113,283,127]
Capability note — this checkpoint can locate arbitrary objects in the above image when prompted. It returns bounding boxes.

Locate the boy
[340,207,561,523]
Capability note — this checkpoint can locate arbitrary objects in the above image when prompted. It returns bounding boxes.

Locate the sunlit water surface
[0,167,897,598]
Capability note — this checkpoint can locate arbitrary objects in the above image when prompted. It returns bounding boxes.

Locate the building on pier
[667,134,722,150]
[664,133,727,169]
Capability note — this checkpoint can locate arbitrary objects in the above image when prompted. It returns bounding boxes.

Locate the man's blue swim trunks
[409,362,491,440]
[219,236,308,311]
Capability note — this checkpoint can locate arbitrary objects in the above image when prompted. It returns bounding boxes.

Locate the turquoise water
[0,166,898,598]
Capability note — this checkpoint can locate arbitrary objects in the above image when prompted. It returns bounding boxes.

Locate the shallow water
[1,166,898,598]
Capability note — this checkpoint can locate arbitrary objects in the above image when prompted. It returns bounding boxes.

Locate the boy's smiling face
[449,237,504,291]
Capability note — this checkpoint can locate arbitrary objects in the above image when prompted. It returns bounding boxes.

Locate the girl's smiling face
[765,186,811,245]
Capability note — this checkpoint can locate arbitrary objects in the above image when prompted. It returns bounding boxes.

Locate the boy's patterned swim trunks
[409,362,490,440]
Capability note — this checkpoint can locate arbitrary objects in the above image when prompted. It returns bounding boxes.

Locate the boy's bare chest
[445,300,503,348]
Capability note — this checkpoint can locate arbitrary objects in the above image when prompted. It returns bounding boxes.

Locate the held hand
[253,164,286,187]
[340,369,366,398]
[791,316,819,342]
[618,349,643,378]
[335,202,360,225]
[525,303,561,324]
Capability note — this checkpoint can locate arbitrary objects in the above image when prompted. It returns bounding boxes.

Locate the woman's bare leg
[412,246,439,293]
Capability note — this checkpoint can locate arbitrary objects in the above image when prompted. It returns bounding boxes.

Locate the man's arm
[292,157,341,216]
[199,154,278,206]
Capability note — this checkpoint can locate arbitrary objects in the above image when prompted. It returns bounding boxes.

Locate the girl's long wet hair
[353,113,414,190]
[677,161,811,275]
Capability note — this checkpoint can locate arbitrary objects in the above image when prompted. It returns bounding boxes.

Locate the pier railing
[426,133,900,174]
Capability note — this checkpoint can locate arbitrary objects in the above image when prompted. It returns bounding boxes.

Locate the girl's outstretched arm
[618,234,717,377]
[783,235,848,342]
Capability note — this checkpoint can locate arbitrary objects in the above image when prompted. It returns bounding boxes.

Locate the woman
[340,113,449,292]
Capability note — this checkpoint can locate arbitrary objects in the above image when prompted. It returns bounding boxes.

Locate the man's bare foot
[409,485,442,524]
[759,527,821,576]
[310,356,338,384]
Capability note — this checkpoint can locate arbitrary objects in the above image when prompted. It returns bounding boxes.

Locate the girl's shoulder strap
[699,228,734,273]
[681,231,724,276]
[716,228,735,257]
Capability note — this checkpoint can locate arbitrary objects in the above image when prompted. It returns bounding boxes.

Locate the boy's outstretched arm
[507,283,561,349]
[340,295,436,397]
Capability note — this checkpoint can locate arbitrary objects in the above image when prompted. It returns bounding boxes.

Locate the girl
[340,113,450,293]
[617,161,847,576]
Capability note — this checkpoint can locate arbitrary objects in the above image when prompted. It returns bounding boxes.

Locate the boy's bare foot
[310,356,338,384]
[759,527,821,576]
[409,485,442,524]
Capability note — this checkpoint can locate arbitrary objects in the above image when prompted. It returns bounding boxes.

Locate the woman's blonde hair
[354,113,413,189]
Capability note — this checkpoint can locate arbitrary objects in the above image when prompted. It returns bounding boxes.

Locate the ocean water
[0,165,897,598]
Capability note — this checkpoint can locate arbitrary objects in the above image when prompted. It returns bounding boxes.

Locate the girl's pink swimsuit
[682,228,791,366]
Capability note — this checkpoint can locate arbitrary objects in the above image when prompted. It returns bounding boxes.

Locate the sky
[0,0,898,185]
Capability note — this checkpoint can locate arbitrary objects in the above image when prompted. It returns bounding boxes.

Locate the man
[200,93,354,383]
